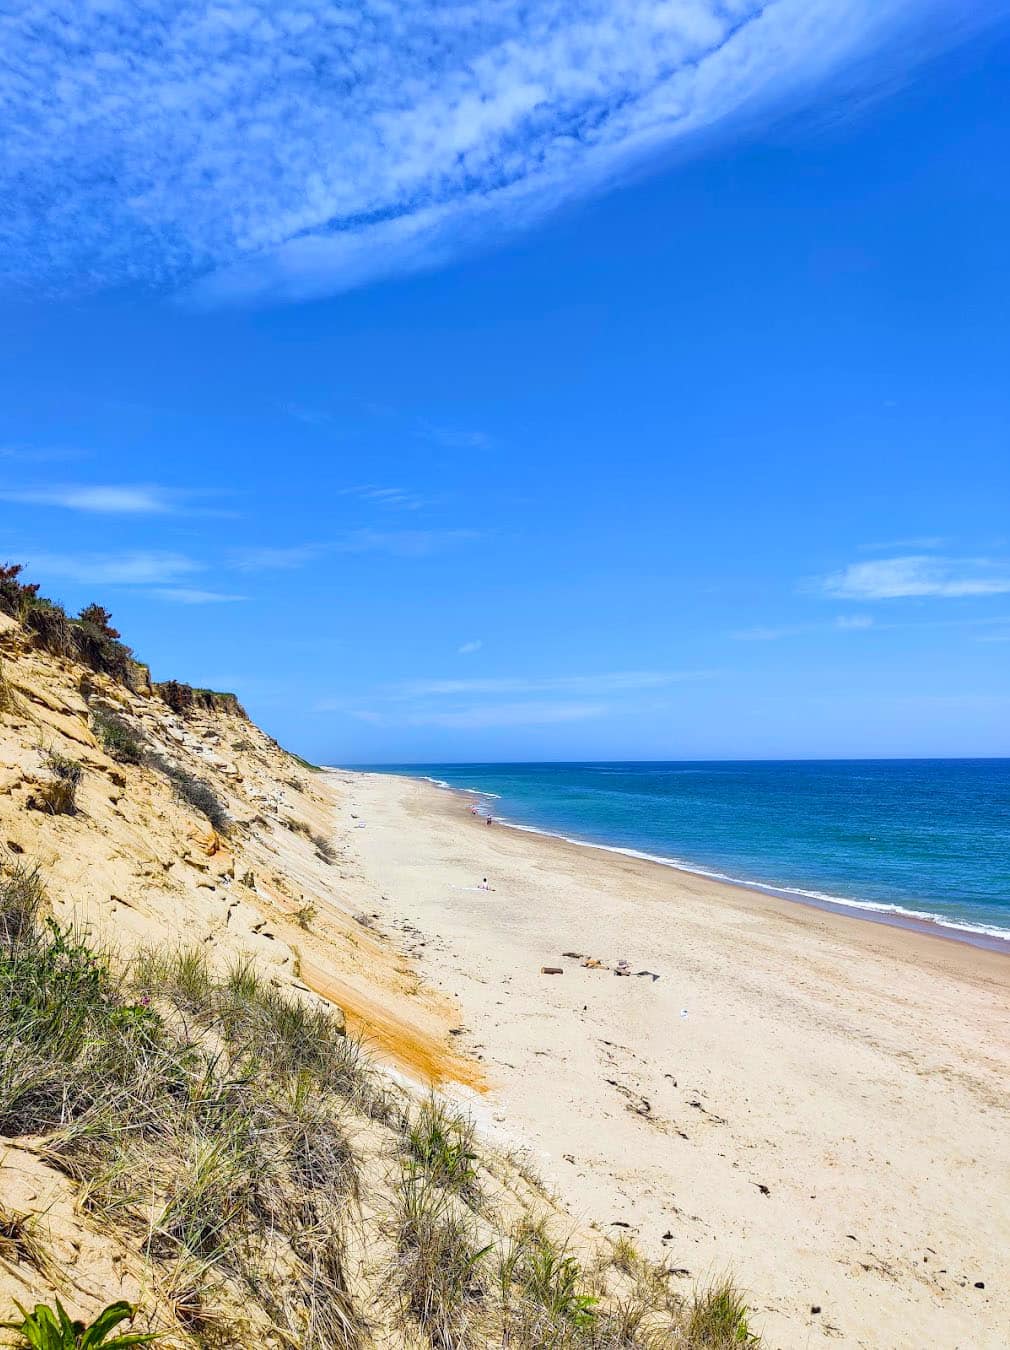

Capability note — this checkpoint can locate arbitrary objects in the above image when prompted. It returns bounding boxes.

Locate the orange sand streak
[300,956,488,1091]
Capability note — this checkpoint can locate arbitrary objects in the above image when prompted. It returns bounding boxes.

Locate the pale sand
[334,770,1010,1349]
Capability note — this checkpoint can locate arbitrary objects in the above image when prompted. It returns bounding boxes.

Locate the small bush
[147,755,229,834]
[0,563,40,620]
[92,710,145,765]
[24,600,74,658]
[294,903,317,930]
[71,604,134,682]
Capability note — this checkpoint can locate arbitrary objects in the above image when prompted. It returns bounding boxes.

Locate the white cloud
[822,556,1010,600]
[458,640,483,655]
[0,484,177,514]
[0,0,982,304]
[23,550,202,586]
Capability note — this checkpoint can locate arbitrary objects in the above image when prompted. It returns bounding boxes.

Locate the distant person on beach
[478,877,494,891]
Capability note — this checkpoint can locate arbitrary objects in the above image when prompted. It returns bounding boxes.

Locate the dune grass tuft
[406,1096,480,1200]
[394,1174,489,1347]
[684,1279,759,1346]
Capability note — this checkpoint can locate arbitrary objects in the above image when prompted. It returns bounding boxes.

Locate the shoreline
[388,770,1010,957]
[333,768,1010,1347]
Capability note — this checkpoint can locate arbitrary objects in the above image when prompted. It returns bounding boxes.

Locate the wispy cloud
[354,700,607,730]
[732,615,874,640]
[230,545,329,573]
[285,403,331,427]
[0,445,86,464]
[332,530,478,558]
[821,556,1010,600]
[1,484,179,514]
[458,640,483,655]
[22,551,202,586]
[388,670,711,699]
[857,536,949,552]
[148,587,244,605]
[419,424,493,452]
[0,1,982,304]
[337,485,432,512]
[321,668,713,724]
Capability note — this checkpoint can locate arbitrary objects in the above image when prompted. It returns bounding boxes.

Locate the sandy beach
[329,769,1010,1350]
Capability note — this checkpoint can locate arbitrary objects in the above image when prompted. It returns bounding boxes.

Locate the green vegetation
[685,1280,759,1346]
[146,753,229,834]
[0,891,368,1346]
[0,819,760,1350]
[497,1221,598,1337]
[1,1299,157,1348]
[0,563,251,717]
[406,1096,480,1198]
[91,710,145,765]
[0,568,136,684]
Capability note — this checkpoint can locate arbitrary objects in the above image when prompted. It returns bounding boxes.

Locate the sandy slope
[337,770,1010,1350]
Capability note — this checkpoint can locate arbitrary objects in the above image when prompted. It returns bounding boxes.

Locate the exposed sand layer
[336,770,1010,1350]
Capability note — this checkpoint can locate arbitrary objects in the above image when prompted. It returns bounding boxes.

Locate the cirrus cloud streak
[0,0,983,304]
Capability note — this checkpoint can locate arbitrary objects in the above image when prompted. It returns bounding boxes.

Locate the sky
[1,0,1009,763]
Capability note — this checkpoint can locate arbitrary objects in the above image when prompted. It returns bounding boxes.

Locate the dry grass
[0,664,19,716]
[32,750,83,816]
[0,1204,58,1285]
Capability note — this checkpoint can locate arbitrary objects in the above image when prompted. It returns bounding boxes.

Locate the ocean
[370,759,1010,947]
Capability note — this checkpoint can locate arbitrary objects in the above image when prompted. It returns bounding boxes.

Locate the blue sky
[1,1,1009,762]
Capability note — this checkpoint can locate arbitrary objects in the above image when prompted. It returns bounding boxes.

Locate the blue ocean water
[371,760,1010,944]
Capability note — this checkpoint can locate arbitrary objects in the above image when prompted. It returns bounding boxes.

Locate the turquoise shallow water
[365,760,1010,944]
